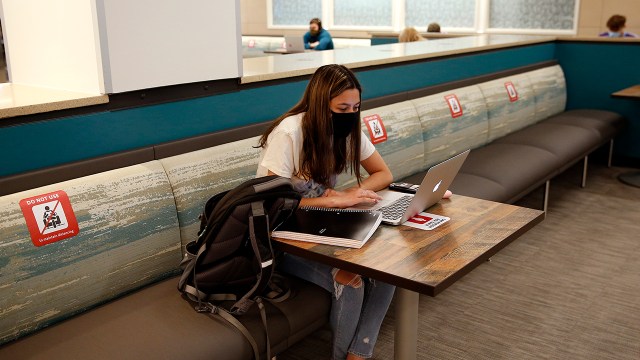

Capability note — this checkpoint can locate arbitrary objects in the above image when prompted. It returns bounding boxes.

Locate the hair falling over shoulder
[259,64,363,187]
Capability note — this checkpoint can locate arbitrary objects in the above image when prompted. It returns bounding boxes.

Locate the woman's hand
[322,187,382,208]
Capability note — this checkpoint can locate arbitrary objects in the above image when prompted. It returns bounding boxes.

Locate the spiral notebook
[272,207,383,248]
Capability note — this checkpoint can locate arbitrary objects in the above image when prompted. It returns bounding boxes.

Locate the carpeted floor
[280,162,640,360]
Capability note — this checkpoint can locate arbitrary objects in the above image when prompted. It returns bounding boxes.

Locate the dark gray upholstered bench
[1,277,329,360]
[0,61,626,359]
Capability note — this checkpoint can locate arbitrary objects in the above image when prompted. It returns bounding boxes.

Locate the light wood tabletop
[274,195,544,296]
[611,85,640,99]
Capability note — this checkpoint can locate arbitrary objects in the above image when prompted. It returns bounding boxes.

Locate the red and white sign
[19,190,79,247]
[444,94,463,118]
[404,212,450,230]
[248,39,256,48]
[504,81,519,102]
[363,114,388,144]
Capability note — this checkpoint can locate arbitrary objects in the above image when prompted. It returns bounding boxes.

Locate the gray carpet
[280,162,640,360]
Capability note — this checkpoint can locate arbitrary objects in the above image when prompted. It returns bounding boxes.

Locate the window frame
[266,0,581,35]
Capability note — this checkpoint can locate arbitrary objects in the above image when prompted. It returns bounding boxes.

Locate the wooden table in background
[274,195,544,360]
[611,85,640,187]
[611,85,640,99]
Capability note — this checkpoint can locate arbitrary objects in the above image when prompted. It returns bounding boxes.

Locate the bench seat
[0,276,329,360]
[0,62,627,359]
[545,109,626,140]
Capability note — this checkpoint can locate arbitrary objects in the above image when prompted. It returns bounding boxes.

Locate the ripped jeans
[278,253,396,360]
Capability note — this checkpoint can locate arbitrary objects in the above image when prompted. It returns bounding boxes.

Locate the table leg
[394,287,419,360]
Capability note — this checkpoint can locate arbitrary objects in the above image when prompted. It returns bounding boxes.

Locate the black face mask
[331,111,359,139]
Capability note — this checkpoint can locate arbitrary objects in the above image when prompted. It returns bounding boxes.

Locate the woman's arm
[352,150,393,192]
[266,170,381,208]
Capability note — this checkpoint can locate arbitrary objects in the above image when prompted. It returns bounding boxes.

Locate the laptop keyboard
[381,195,413,221]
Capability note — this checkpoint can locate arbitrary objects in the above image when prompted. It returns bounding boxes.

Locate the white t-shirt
[257,112,376,198]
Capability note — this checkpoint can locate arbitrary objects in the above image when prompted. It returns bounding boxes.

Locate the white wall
[0,0,104,93]
[97,0,242,93]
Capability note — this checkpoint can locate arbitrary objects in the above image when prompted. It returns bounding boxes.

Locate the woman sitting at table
[256,64,395,360]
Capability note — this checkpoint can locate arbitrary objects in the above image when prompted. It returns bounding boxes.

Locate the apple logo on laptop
[433,180,442,193]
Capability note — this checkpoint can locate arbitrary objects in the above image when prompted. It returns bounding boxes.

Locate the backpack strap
[178,241,238,307]
[199,302,261,360]
[229,200,275,314]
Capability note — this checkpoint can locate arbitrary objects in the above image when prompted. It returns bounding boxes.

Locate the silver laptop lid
[283,35,305,52]
[391,149,470,225]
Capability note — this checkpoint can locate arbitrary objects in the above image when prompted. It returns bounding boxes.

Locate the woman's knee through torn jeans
[278,253,395,360]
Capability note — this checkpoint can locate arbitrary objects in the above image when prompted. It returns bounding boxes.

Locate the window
[267,0,579,35]
[490,0,576,30]
[405,0,476,30]
[271,0,321,27]
[333,0,392,28]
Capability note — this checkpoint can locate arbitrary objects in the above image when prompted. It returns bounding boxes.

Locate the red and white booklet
[403,212,450,230]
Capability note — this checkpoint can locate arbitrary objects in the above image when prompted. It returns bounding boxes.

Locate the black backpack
[178,175,301,360]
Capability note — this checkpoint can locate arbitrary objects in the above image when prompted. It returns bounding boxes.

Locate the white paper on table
[402,212,450,230]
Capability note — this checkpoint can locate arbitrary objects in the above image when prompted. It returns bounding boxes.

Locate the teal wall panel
[357,43,556,99]
[0,81,307,177]
[0,43,556,178]
[556,42,640,159]
[371,37,398,46]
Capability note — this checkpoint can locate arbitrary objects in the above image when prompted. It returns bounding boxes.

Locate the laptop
[349,150,470,225]
[268,35,305,54]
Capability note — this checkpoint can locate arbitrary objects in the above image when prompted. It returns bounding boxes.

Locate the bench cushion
[411,85,489,168]
[158,137,261,248]
[479,73,536,142]
[337,101,424,188]
[455,143,559,200]
[448,173,511,203]
[493,123,602,164]
[527,65,567,122]
[0,162,182,345]
[0,276,330,360]
[545,109,626,140]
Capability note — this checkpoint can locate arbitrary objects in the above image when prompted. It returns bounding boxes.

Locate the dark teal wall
[0,42,597,178]
[357,43,555,99]
[555,41,640,160]
[370,37,398,46]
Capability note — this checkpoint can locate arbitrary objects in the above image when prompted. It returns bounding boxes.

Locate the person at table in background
[599,15,638,38]
[257,64,392,360]
[304,18,334,50]
[427,22,441,33]
[399,27,425,42]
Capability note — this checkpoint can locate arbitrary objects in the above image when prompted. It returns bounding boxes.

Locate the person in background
[427,22,441,33]
[257,64,394,360]
[304,18,334,50]
[599,15,638,38]
[398,27,425,42]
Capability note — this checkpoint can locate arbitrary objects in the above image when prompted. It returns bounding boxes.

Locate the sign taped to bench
[19,190,79,247]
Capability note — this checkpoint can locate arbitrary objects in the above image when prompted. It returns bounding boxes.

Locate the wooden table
[611,85,640,187]
[274,195,544,360]
[611,85,640,99]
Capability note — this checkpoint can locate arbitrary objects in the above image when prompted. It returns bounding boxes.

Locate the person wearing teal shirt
[303,18,334,50]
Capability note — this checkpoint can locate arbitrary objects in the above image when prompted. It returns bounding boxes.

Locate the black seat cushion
[457,143,560,197]
[0,276,330,360]
[544,109,626,141]
[449,172,511,203]
[493,123,601,164]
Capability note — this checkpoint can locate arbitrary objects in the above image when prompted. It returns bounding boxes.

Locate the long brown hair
[258,64,363,187]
